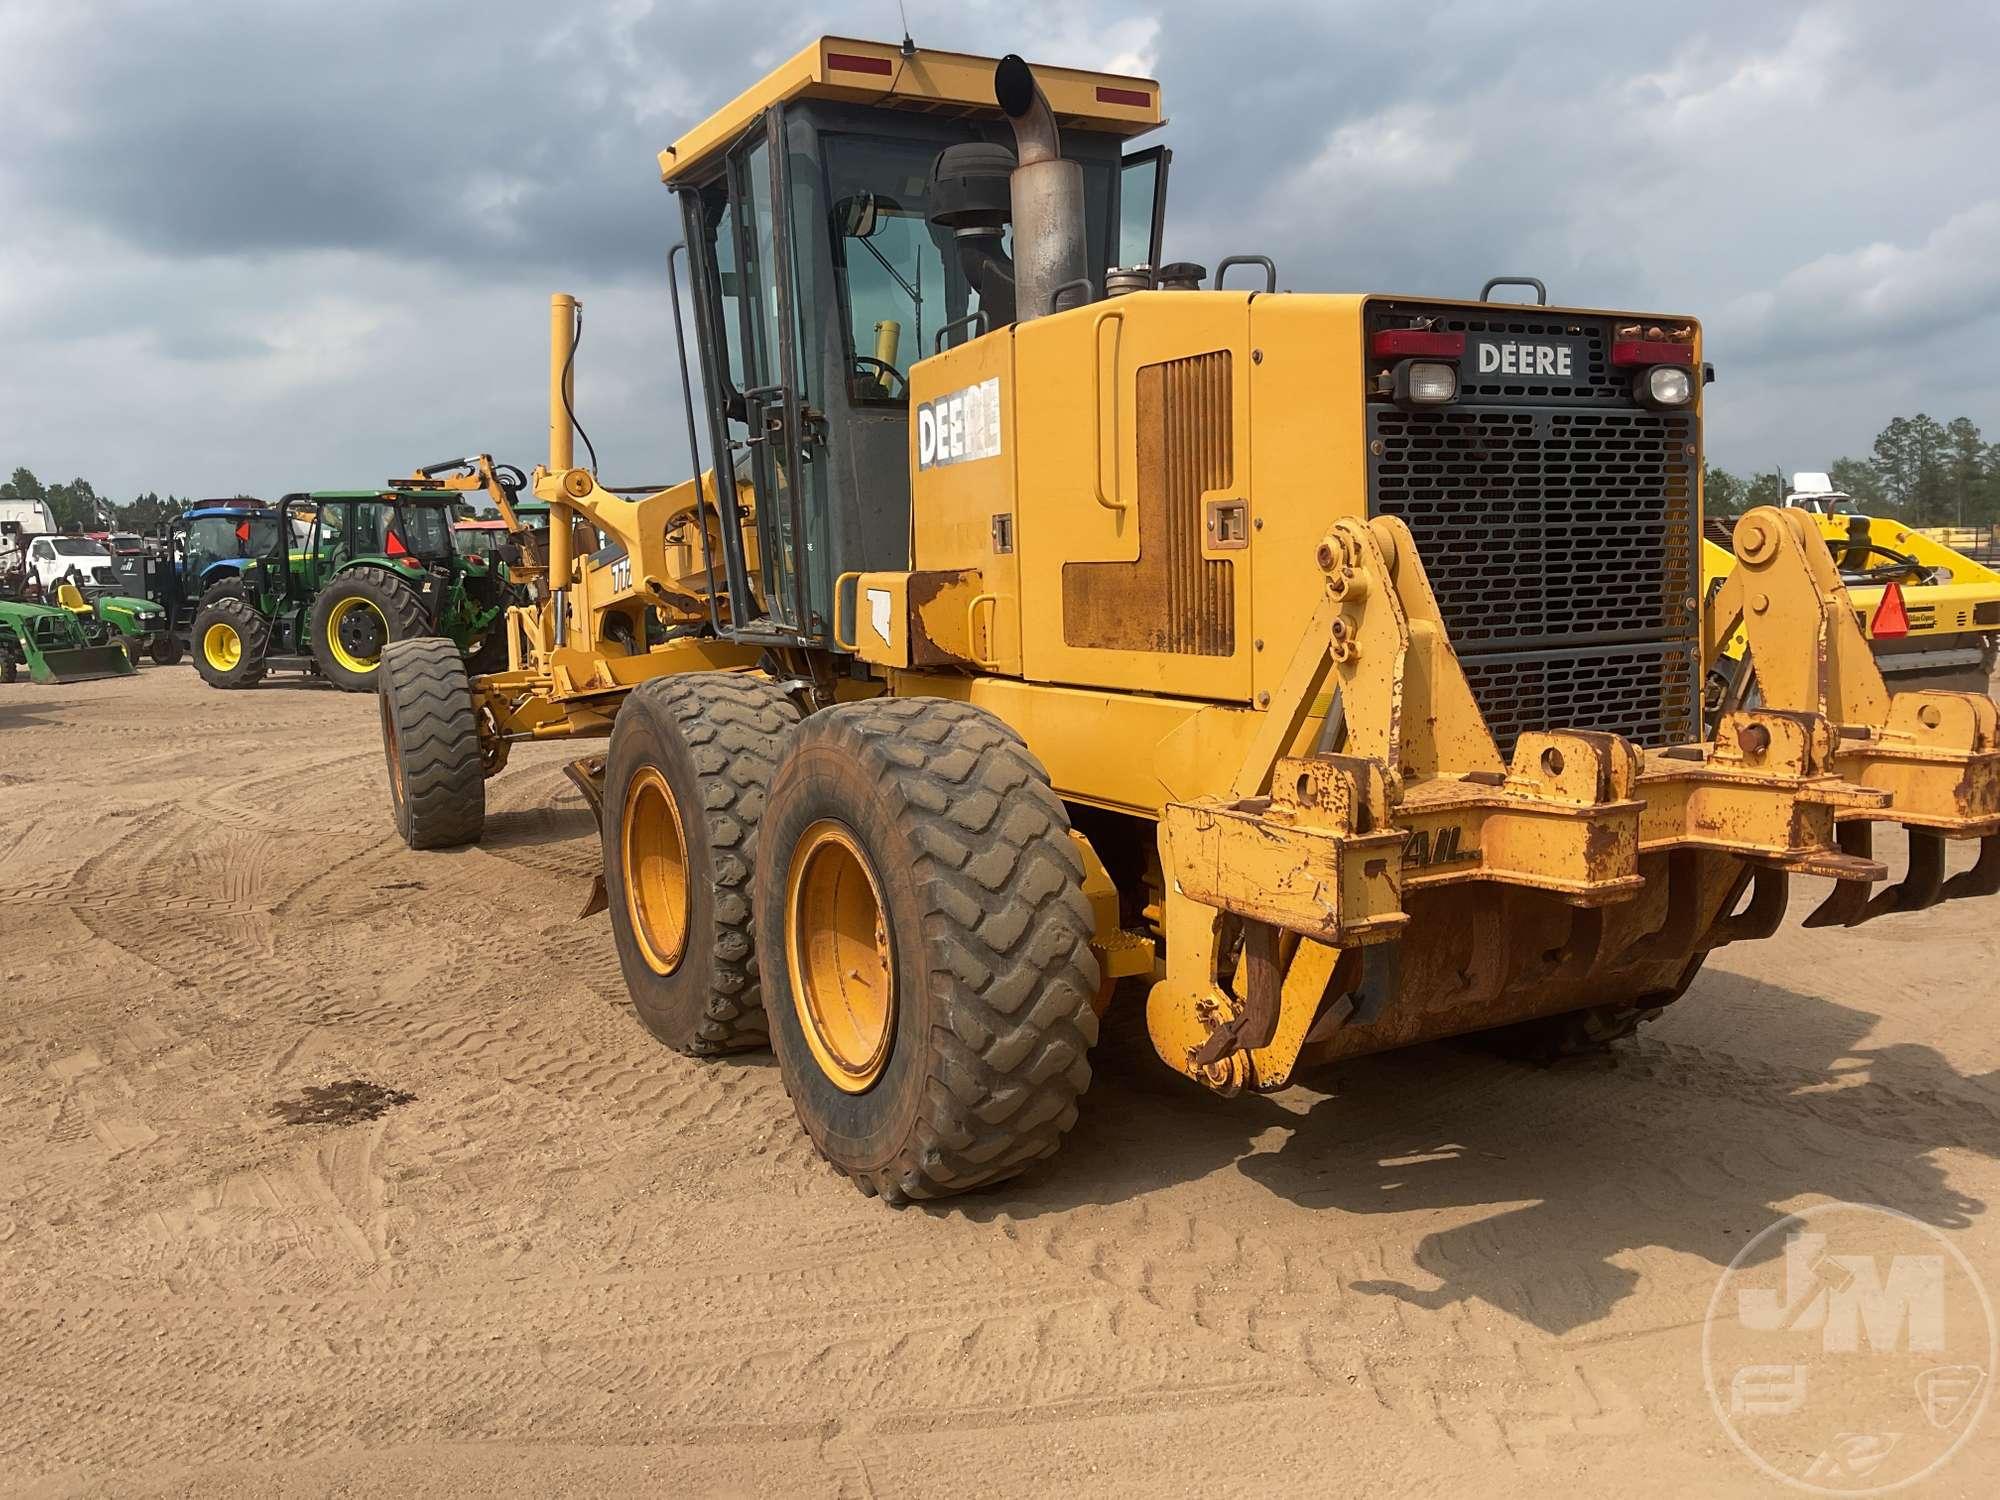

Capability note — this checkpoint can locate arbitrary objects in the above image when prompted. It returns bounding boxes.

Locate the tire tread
[765,698,1098,1203]
[621,673,801,1054]
[380,636,483,848]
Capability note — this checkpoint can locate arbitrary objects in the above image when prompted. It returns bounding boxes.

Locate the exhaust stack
[994,55,1089,320]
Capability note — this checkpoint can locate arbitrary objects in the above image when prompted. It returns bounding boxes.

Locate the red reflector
[1096,85,1152,107]
[1611,339,1694,367]
[1370,330,1466,359]
[826,51,894,76]
[1871,581,1910,639]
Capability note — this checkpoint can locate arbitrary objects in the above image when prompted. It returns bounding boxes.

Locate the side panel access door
[1013,292,1255,702]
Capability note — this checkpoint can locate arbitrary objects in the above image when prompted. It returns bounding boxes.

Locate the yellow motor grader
[378,37,2000,1204]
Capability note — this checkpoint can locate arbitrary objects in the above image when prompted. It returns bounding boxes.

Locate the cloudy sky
[3,0,1997,500]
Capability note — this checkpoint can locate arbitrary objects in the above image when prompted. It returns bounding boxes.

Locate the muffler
[994,54,1090,319]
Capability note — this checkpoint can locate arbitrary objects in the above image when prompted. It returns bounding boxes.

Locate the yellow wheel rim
[325,595,389,675]
[621,766,690,975]
[785,820,894,1093]
[202,621,241,670]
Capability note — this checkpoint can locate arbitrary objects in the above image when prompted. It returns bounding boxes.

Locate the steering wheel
[852,355,908,399]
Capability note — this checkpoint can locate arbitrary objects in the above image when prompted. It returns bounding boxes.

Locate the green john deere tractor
[190,488,512,692]
[0,595,136,684]
[50,580,175,667]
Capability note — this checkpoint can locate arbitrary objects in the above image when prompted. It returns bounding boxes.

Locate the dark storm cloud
[2,0,1998,497]
[4,0,697,276]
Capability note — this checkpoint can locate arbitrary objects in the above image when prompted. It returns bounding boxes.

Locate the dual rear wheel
[604,686,1100,1203]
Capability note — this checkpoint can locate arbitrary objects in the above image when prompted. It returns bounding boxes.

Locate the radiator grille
[1368,406,1698,649]
[1462,643,1699,757]
[1363,303,1703,756]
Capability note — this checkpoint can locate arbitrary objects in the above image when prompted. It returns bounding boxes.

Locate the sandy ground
[3,666,1998,1498]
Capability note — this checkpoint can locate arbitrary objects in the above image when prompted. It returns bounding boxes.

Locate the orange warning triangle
[1870,580,1910,638]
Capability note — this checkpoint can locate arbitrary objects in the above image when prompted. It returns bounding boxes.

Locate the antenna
[896,0,914,55]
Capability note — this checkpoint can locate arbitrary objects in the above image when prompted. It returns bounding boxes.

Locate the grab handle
[966,592,1000,669]
[1092,308,1127,514]
[832,571,861,651]
[1478,276,1548,305]
[1215,255,1277,293]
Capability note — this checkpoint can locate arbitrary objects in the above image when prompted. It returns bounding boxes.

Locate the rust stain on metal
[906,567,982,668]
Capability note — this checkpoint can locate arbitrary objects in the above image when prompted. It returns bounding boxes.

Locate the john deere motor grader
[379,38,2000,1204]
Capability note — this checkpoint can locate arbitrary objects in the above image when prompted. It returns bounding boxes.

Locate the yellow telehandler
[378,37,2000,1203]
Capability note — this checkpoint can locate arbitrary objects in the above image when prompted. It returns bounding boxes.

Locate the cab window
[825,136,959,401]
[824,134,1116,398]
[393,505,451,557]
[1118,146,1170,270]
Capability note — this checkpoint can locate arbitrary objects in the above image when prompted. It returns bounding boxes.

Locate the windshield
[51,538,110,557]
[823,133,1113,402]
[452,526,502,558]
[391,503,453,556]
[332,500,452,559]
[189,514,282,559]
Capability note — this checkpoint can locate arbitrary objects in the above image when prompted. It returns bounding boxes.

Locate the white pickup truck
[18,534,127,599]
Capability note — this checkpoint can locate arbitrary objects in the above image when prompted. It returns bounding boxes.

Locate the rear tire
[378,637,485,849]
[603,674,801,1055]
[756,699,1099,1204]
[149,633,184,667]
[191,594,269,689]
[311,570,432,692]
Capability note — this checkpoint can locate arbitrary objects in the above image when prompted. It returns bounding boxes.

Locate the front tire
[378,637,485,849]
[603,673,801,1055]
[149,633,184,667]
[191,594,269,689]
[756,699,1099,1204]
[311,570,432,692]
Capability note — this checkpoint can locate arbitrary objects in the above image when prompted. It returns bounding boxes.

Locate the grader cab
[378,38,2000,1203]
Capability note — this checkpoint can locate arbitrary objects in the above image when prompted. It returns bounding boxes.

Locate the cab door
[689,111,825,640]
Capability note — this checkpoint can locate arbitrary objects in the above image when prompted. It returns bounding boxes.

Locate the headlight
[1641,365,1693,406]
[1393,359,1458,406]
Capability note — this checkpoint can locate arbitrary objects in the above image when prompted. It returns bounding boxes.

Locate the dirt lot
[3,667,1997,1496]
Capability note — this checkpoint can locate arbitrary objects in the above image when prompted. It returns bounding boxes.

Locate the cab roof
[658,36,1162,185]
[186,504,278,520]
[280,489,457,505]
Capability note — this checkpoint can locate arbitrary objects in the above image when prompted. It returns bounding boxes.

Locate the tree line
[0,467,233,532]
[1706,413,1999,527]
